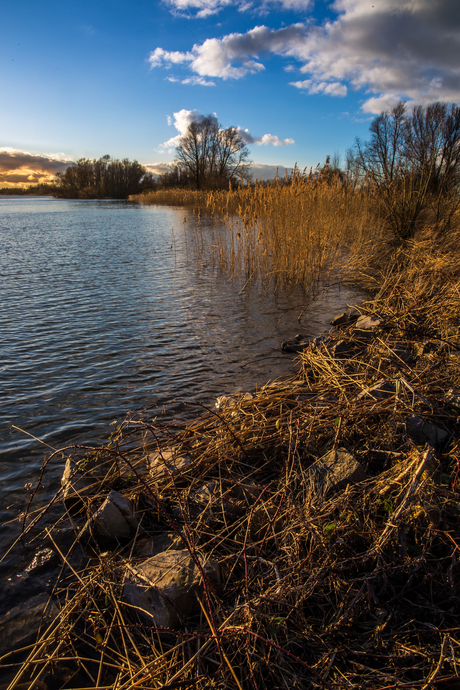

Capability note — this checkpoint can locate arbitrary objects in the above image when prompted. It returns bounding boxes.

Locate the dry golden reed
[133,167,382,292]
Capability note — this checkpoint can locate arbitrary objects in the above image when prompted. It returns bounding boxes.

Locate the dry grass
[4,234,460,689]
[133,169,382,292]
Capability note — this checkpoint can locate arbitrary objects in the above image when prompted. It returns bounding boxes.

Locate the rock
[330,339,351,359]
[149,448,193,479]
[350,315,383,342]
[310,449,367,492]
[355,315,382,330]
[0,592,59,656]
[123,550,218,628]
[215,392,253,409]
[356,379,396,401]
[91,491,138,541]
[61,458,93,505]
[331,312,359,328]
[392,348,415,366]
[281,334,310,353]
[192,482,243,519]
[406,415,448,447]
[136,532,183,557]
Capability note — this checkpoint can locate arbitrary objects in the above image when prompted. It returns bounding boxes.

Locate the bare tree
[175,116,251,190]
[347,101,460,241]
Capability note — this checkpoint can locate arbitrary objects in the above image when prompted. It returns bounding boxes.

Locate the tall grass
[133,168,382,292]
[133,169,460,294]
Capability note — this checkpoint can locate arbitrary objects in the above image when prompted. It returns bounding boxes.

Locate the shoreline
[2,264,460,688]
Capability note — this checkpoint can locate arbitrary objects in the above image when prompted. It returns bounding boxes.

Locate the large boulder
[91,491,138,541]
[123,550,218,628]
[310,449,367,492]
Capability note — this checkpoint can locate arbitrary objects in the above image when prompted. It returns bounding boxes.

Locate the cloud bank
[151,0,460,112]
[0,149,72,186]
[158,109,294,152]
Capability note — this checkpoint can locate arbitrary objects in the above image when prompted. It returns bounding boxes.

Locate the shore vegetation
[6,229,460,689]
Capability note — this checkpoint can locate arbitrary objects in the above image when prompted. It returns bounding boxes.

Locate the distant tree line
[158,116,252,190]
[0,182,58,195]
[54,155,156,199]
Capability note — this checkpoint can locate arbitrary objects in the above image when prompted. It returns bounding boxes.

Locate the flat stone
[355,315,382,330]
[123,550,218,628]
[406,415,448,447]
[91,491,138,541]
[0,592,59,656]
[149,448,193,479]
[310,449,367,492]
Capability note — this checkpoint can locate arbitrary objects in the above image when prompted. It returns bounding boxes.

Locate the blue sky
[1,0,459,184]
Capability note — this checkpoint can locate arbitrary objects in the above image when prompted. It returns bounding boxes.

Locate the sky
[1,0,459,186]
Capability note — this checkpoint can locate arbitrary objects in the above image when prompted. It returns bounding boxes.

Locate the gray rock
[149,448,193,479]
[123,550,218,628]
[355,315,382,330]
[310,449,367,492]
[406,415,448,447]
[0,592,59,656]
[91,491,138,541]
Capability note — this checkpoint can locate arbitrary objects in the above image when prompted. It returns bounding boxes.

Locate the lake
[0,196,363,552]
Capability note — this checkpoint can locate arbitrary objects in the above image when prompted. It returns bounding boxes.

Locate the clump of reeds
[133,167,383,293]
[5,242,460,689]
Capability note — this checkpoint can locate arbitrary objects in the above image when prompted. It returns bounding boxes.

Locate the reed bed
[134,170,381,292]
[4,235,460,689]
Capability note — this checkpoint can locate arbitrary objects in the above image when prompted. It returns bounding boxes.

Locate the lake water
[0,196,364,552]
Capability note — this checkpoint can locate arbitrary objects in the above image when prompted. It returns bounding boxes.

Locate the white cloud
[167,75,216,85]
[163,0,312,18]
[237,128,294,146]
[150,0,460,112]
[158,109,295,152]
[290,79,347,97]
